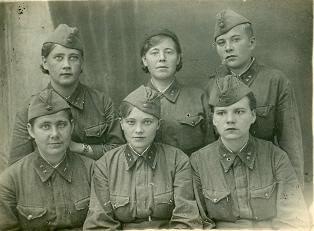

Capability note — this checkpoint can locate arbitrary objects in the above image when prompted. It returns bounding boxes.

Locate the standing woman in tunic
[83,86,202,229]
[139,29,215,156]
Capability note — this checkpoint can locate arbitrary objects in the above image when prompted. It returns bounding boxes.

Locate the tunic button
[255,216,258,220]
[27,214,33,220]
[226,157,231,161]
[213,198,218,202]
[43,170,47,173]
[191,121,195,126]
[246,156,250,160]
[265,193,269,197]
[40,165,44,168]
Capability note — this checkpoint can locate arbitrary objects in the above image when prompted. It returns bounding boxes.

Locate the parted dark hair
[28,108,73,126]
[40,42,84,75]
[118,101,135,119]
[140,31,183,73]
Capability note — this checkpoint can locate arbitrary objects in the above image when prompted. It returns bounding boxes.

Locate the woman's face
[142,36,180,82]
[120,107,160,154]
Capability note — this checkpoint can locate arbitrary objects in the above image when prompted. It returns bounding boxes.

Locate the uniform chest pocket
[70,197,90,226]
[202,189,235,221]
[251,105,274,139]
[153,191,174,219]
[255,105,273,118]
[178,114,204,127]
[250,182,277,220]
[16,204,47,229]
[110,195,132,222]
[84,122,108,138]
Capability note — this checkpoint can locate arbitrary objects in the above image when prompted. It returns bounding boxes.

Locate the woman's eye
[58,122,67,128]
[41,124,50,130]
[69,56,79,61]
[144,120,152,125]
[54,56,63,61]
[126,121,135,125]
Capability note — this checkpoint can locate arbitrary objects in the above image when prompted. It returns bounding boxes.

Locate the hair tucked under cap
[209,75,253,107]
[122,85,161,118]
[28,89,71,122]
[214,9,251,40]
[43,24,83,51]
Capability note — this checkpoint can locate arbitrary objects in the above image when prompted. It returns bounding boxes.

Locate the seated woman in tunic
[190,75,310,230]
[0,89,94,230]
[83,85,202,229]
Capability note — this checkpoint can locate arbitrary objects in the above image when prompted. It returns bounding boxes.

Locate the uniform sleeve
[190,152,215,229]
[275,75,304,185]
[8,103,34,165]
[271,149,310,230]
[89,96,125,159]
[83,160,121,230]
[201,91,216,145]
[0,170,21,230]
[168,150,204,229]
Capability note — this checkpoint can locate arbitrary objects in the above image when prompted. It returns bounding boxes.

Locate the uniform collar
[146,79,181,103]
[215,57,259,86]
[47,82,85,110]
[34,149,73,183]
[124,144,157,170]
[219,136,256,172]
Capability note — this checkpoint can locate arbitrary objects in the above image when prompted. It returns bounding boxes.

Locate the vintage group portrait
[0,0,312,229]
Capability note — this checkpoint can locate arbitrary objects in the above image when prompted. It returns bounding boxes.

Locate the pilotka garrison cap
[214,9,251,40]
[28,89,70,122]
[43,24,83,51]
[209,75,252,107]
[122,85,161,118]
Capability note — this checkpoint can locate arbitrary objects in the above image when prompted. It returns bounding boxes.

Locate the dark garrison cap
[123,85,161,118]
[43,24,83,51]
[209,75,253,107]
[214,9,251,40]
[28,89,71,122]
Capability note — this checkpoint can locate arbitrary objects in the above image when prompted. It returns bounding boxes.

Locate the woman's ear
[27,123,35,139]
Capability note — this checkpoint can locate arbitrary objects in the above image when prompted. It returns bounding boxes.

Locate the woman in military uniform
[0,89,93,230]
[191,75,310,229]
[138,29,215,156]
[9,24,124,164]
[83,86,202,229]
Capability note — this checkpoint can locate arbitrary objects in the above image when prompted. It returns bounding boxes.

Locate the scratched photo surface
[0,0,312,225]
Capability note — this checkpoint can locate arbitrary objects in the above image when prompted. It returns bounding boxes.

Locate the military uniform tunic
[207,59,304,184]
[190,136,310,229]
[146,79,215,156]
[9,82,125,164]
[0,150,94,230]
[83,143,203,230]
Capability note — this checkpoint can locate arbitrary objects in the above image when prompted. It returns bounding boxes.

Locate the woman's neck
[151,77,175,93]
[50,81,79,99]
[221,134,249,153]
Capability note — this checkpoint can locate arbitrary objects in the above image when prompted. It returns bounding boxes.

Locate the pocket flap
[178,114,203,127]
[203,189,230,203]
[74,197,90,210]
[110,195,129,209]
[17,205,47,220]
[84,123,108,137]
[250,183,277,199]
[154,191,174,204]
[255,105,273,118]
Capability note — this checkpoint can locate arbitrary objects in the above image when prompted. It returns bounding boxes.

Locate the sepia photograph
[0,0,312,229]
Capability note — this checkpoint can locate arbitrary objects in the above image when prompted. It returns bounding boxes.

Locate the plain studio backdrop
[0,0,312,205]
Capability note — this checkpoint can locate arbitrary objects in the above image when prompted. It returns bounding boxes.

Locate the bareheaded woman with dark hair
[9,24,124,164]
[140,28,215,156]
[83,86,202,229]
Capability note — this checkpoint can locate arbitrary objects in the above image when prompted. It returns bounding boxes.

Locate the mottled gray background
[0,0,312,203]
